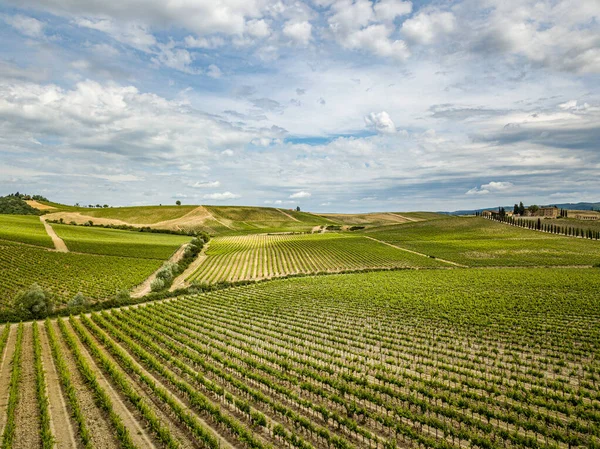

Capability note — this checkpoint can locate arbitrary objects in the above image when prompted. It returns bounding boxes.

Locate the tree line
[483,213,600,240]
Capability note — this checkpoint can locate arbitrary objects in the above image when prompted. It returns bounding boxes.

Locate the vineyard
[187,233,445,284]
[367,217,600,267]
[0,241,161,307]
[0,268,598,449]
[0,215,53,248]
[51,224,190,259]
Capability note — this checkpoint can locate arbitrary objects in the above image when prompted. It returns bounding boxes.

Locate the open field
[187,232,446,284]
[0,241,161,307]
[0,268,598,448]
[52,224,190,259]
[367,216,600,266]
[0,215,53,248]
[80,205,199,223]
[314,211,447,227]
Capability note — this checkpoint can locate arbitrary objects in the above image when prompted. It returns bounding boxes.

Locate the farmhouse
[539,207,559,218]
[575,214,599,221]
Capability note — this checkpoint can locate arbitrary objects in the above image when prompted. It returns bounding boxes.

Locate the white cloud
[184,35,225,49]
[75,18,156,52]
[191,181,221,188]
[466,181,514,195]
[364,111,396,133]
[283,21,312,46]
[221,149,234,156]
[289,191,311,198]
[245,19,271,38]
[401,10,456,45]
[152,44,195,73]
[207,64,222,79]
[2,14,45,38]
[203,191,241,200]
[344,25,410,60]
[373,0,412,22]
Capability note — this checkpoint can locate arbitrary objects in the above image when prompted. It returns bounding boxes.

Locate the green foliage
[33,323,55,449]
[1,323,23,449]
[13,283,55,319]
[0,214,53,247]
[0,243,160,308]
[67,292,89,308]
[0,195,41,215]
[150,277,166,292]
[52,224,190,259]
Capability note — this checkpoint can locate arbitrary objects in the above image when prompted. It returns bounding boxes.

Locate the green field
[367,216,600,266]
[188,232,445,283]
[52,224,190,259]
[2,268,597,449]
[81,205,198,224]
[0,241,160,306]
[0,215,53,248]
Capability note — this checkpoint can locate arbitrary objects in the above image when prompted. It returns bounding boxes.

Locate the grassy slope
[52,224,190,259]
[366,216,600,266]
[0,215,53,248]
[79,205,198,224]
[316,211,448,226]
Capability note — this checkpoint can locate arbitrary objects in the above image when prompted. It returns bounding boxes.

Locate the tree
[296,206,300,212]
[13,283,54,319]
[176,200,181,206]
[513,204,519,215]
[529,204,539,214]
[519,202,525,215]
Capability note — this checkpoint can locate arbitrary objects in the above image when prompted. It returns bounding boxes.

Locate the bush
[13,283,55,319]
[67,292,89,308]
[156,262,178,283]
[150,278,166,292]
[114,289,131,304]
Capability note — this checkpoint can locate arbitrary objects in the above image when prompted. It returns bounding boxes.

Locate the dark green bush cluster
[0,195,42,215]
[47,219,206,236]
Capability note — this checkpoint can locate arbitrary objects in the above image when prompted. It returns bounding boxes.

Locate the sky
[0,0,599,212]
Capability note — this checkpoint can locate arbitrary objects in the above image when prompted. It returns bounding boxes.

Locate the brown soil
[0,325,17,437]
[75,317,199,449]
[62,321,157,449]
[13,323,42,449]
[40,217,69,252]
[50,320,120,449]
[38,323,79,449]
[25,200,56,210]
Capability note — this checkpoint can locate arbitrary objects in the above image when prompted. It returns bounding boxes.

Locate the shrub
[13,283,55,319]
[67,292,89,308]
[114,289,131,304]
[150,278,166,292]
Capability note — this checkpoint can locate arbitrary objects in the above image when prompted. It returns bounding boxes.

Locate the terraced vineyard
[0,268,598,449]
[188,233,445,283]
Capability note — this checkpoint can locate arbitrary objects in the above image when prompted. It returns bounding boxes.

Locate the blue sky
[0,0,599,212]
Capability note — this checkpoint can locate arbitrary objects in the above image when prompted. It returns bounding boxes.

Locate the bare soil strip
[0,326,16,437]
[40,217,69,252]
[387,213,419,222]
[25,200,57,210]
[364,235,468,267]
[63,321,157,449]
[170,243,210,292]
[77,318,198,449]
[38,324,78,449]
[13,323,42,449]
[276,208,300,222]
[98,314,235,449]
[131,243,189,298]
[51,321,120,449]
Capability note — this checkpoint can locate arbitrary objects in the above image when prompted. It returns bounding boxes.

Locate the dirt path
[364,236,468,267]
[38,324,78,449]
[276,208,300,222]
[131,243,189,298]
[387,213,419,222]
[14,323,42,449]
[40,217,69,252]
[51,320,120,449]
[169,243,210,292]
[99,313,235,449]
[0,325,16,437]
[63,321,157,449]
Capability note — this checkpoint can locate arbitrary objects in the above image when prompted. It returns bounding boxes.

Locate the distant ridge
[446,202,600,216]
